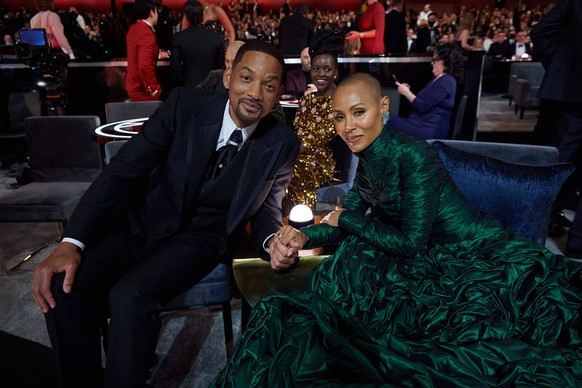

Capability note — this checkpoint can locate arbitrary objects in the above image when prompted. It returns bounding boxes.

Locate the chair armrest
[233,255,328,307]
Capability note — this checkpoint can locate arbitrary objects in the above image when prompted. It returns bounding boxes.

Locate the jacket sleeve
[138,28,161,95]
[530,0,568,67]
[411,76,455,114]
[250,131,300,258]
[63,89,183,244]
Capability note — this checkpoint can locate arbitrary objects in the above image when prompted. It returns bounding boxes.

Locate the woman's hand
[320,206,345,228]
[395,81,415,101]
[269,225,309,270]
[344,31,361,41]
[304,83,317,96]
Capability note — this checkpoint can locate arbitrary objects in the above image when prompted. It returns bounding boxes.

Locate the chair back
[104,101,163,123]
[104,140,128,165]
[382,87,401,117]
[449,95,468,140]
[24,116,103,182]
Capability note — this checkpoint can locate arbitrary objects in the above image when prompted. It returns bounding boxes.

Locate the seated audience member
[389,43,463,139]
[503,30,532,60]
[31,40,300,388]
[284,46,311,100]
[212,72,582,387]
[171,0,224,88]
[487,30,509,59]
[286,31,340,209]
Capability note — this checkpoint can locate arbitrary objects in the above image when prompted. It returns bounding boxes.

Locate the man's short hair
[184,0,203,26]
[134,0,158,20]
[232,40,287,85]
[296,3,309,15]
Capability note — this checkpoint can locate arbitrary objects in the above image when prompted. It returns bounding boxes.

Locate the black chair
[0,115,103,271]
[104,101,163,123]
[104,139,235,357]
[449,95,469,140]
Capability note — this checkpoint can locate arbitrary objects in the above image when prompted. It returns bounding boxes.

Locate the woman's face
[431,55,446,77]
[332,82,388,153]
[310,53,337,96]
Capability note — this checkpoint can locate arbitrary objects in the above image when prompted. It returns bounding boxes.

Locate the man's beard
[235,98,264,125]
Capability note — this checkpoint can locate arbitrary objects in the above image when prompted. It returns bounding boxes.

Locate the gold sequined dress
[287,94,337,209]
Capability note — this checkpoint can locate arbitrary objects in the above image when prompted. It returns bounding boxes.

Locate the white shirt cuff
[263,233,276,254]
[61,237,85,251]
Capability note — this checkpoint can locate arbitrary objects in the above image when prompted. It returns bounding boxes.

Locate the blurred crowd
[0,1,553,60]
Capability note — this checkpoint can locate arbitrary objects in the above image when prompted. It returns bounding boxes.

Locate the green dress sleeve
[341,141,445,255]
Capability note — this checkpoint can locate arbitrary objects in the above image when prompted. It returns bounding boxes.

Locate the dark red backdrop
[4,1,546,14]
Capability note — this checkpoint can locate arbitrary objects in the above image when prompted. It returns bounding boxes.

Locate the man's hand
[31,242,82,313]
[269,225,309,270]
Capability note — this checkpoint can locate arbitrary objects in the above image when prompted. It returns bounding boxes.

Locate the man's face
[515,31,526,43]
[428,14,437,26]
[224,51,283,128]
[496,33,505,43]
[150,8,159,26]
[300,47,311,72]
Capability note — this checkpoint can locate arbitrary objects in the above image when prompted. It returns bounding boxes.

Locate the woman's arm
[459,29,475,51]
[338,143,444,256]
[410,76,455,113]
[213,5,236,43]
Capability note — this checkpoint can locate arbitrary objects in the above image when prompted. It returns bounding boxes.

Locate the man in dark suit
[278,2,313,56]
[486,30,509,59]
[171,0,223,88]
[284,46,311,99]
[531,0,582,258]
[384,0,407,55]
[31,40,300,387]
[503,30,532,59]
[125,0,162,101]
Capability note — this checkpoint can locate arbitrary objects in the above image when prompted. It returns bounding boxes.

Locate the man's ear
[223,67,232,90]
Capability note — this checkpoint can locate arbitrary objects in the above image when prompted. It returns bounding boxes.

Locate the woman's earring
[382,111,389,125]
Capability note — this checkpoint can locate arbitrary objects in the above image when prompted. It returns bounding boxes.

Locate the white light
[37,81,47,87]
[289,204,313,223]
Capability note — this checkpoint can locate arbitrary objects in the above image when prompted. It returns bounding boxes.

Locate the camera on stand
[15,29,70,116]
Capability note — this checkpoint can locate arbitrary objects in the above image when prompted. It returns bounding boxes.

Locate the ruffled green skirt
[213,232,582,386]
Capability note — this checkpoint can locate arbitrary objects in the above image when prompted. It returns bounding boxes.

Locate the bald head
[225,40,246,69]
[335,73,383,103]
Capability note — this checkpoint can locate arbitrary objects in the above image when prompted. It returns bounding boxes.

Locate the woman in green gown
[213,73,582,386]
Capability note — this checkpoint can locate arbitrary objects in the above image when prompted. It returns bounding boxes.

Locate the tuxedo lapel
[226,138,283,235]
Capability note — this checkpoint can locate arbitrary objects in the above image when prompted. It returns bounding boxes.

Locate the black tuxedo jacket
[65,88,300,253]
[278,13,314,56]
[531,0,582,104]
[171,25,224,88]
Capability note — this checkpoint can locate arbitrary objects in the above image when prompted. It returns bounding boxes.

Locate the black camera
[15,29,70,114]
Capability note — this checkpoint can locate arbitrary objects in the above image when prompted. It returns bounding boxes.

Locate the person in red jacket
[125,0,161,101]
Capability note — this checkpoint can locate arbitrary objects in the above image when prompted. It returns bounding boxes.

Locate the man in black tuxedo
[531,0,582,258]
[31,40,300,387]
[278,2,313,56]
[384,0,407,55]
[171,0,223,88]
[486,30,509,59]
[503,30,532,60]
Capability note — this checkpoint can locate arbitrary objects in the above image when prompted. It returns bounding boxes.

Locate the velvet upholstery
[431,141,574,244]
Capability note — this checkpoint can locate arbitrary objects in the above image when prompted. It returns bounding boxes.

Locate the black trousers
[541,100,582,255]
[44,217,226,388]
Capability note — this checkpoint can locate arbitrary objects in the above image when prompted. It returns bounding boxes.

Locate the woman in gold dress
[287,31,341,210]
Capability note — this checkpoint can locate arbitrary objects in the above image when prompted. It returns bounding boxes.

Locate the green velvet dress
[214,128,582,386]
